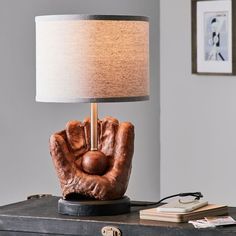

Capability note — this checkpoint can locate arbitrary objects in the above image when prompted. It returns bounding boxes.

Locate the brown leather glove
[49,116,134,201]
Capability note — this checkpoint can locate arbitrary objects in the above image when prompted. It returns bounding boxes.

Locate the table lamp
[35,14,149,216]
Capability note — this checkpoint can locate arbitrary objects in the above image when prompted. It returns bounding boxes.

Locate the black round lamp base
[58,196,131,216]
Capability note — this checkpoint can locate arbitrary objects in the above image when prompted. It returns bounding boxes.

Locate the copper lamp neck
[91,103,98,151]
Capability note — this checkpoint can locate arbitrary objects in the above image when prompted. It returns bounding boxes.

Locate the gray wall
[161,0,236,205]
[0,0,160,205]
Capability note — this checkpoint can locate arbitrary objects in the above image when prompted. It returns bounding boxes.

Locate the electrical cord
[130,192,203,207]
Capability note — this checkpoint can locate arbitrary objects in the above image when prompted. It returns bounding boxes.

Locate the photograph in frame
[192,0,235,75]
[204,11,229,62]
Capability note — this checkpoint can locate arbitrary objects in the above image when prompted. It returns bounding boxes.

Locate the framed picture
[192,0,236,75]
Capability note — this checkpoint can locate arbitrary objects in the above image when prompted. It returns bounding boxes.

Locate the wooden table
[0,196,236,235]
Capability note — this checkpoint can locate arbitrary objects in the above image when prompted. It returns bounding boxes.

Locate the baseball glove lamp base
[57,103,131,216]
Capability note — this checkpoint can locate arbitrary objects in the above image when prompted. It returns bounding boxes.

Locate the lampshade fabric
[35,15,149,103]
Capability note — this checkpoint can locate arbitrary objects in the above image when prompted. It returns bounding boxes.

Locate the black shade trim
[35,14,149,22]
[36,96,150,103]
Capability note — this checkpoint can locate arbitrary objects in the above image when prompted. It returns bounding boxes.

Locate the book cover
[140,204,228,223]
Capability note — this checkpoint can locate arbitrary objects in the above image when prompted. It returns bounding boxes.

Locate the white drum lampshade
[35,15,149,103]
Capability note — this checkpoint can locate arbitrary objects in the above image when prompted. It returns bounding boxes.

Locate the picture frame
[192,0,236,75]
